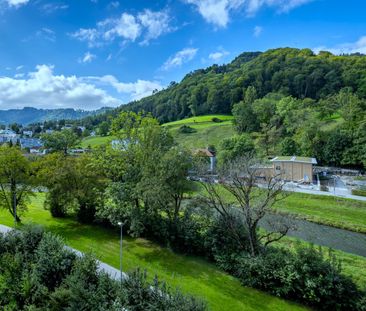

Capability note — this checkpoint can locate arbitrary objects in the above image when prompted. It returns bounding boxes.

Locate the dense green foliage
[0,226,206,310]
[4,111,366,310]
[77,48,366,167]
[233,247,364,310]
[0,145,34,222]
[41,129,80,155]
[120,48,366,122]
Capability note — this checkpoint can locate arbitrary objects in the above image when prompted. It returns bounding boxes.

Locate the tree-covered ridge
[120,48,366,123]
[0,107,112,125]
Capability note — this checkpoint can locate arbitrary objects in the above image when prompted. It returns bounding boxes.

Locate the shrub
[179,125,197,133]
[352,188,366,197]
[211,117,223,123]
[235,246,363,310]
[0,227,207,311]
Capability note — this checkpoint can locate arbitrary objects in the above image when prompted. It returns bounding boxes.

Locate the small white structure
[23,130,33,137]
[194,149,217,172]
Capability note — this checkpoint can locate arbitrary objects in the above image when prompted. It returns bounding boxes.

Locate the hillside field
[82,114,235,150]
[163,114,235,150]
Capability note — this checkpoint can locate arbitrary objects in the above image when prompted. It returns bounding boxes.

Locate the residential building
[20,138,43,150]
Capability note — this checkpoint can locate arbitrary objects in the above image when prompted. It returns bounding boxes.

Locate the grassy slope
[274,192,366,233]
[81,115,235,150]
[81,135,116,148]
[163,114,235,150]
[0,194,307,311]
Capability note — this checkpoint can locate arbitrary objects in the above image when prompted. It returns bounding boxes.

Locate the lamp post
[117,221,123,285]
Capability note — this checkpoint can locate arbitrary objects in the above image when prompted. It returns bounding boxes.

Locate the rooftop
[271,156,317,164]
[193,148,215,157]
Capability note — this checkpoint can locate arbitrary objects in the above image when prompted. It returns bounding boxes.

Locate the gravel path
[0,224,127,281]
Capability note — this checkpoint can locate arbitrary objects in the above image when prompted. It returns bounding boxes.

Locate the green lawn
[274,192,366,233]
[81,135,116,148]
[0,194,307,311]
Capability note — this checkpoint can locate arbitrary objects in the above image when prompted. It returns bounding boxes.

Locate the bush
[205,215,250,270]
[0,226,207,311]
[235,246,363,310]
[352,188,366,197]
[179,125,197,133]
[211,117,223,123]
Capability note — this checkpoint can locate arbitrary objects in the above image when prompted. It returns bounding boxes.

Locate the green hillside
[163,114,234,149]
[81,135,116,148]
[80,48,366,168]
[82,115,235,150]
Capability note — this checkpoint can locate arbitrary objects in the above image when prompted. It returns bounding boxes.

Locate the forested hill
[119,48,366,123]
[0,107,112,125]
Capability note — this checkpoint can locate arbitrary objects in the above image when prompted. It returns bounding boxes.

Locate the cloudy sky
[0,0,365,110]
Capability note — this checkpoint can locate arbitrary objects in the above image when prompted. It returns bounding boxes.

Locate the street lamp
[117,221,123,285]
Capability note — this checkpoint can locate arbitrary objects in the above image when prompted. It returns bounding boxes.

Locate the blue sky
[0,0,365,110]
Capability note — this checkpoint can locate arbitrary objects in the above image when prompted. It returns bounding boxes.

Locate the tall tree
[41,129,80,155]
[198,155,290,256]
[0,146,34,223]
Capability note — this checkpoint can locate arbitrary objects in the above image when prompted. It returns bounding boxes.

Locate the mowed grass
[274,192,366,233]
[81,135,116,148]
[0,194,308,311]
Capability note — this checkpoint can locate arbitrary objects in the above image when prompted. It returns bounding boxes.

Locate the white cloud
[96,75,163,100]
[313,36,366,55]
[138,9,173,45]
[0,65,122,110]
[102,13,142,41]
[41,3,69,14]
[107,1,119,9]
[4,0,29,8]
[184,0,244,28]
[79,52,96,63]
[208,49,229,61]
[70,28,100,47]
[16,65,24,71]
[71,9,174,47]
[253,25,263,37]
[36,27,56,42]
[162,48,198,70]
[184,0,313,27]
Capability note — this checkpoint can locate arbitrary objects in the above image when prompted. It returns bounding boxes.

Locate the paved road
[261,214,366,257]
[0,224,127,281]
[283,184,366,202]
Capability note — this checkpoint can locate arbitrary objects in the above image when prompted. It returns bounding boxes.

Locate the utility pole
[117,221,123,286]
